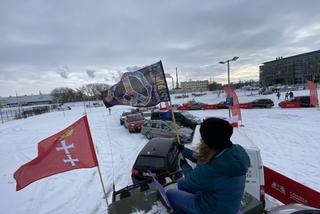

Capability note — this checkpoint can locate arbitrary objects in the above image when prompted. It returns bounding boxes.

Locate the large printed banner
[264,166,320,208]
[307,80,319,107]
[103,61,170,107]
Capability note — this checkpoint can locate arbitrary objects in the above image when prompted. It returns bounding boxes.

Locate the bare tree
[50,87,76,103]
[78,83,109,100]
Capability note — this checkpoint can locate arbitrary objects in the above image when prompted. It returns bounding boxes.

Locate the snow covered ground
[0,89,319,214]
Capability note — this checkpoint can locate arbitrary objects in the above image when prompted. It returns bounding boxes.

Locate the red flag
[14,115,98,191]
[224,86,242,122]
[307,80,319,107]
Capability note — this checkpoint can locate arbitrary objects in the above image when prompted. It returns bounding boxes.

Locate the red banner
[264,166,320,208]
[14,115,98,191]
[307,80,319,107]
[224,87,242,121]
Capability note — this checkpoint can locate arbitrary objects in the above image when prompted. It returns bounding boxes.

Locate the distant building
[0,95,54,107]
[180,80,209,92]
[259,50,320,86]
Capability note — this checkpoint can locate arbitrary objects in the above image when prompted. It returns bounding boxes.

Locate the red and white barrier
[264,166,320,208]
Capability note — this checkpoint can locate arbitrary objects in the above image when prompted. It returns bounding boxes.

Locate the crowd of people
[277,91,294,100]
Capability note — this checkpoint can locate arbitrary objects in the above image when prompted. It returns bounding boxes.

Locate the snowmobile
[108,171,264,214]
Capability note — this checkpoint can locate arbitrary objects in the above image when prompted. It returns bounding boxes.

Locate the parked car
[136,107,148,113]
[141,120,193,142]
[93,102,103,107]
[159,104,179,110]
[279,96,313,108]
[240,99,274,109]
[141,111,151,120]
[151,110,201,129]
[177,104,190,110]
[251,99,274,108]
[188,102,205,110]
[120,110,135,125]
[131,137,181,184]
[215,101,229,109]
[175,111,202,129]
[202,103,217,110]
[124,113,145,133]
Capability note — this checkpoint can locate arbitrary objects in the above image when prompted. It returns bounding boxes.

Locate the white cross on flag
[14,116,98,191]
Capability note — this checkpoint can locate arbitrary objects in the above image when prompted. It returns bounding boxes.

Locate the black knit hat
[200,117,233,150]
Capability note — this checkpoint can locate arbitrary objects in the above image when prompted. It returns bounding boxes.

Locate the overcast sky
[1,0,320,97]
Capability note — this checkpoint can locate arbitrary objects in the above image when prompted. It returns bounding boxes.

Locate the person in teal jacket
[166,117,250,214]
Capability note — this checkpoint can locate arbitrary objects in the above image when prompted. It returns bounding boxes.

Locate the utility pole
[175,67,179,89]
[16,91,22,118]
[219,57,239,117]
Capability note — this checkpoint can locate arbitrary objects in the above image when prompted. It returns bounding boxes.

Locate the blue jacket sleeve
[182,147,198,163]
[182,163,216,191]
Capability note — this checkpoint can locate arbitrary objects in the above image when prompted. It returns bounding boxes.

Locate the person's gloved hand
[179,154,188,168]
[176,143,184,153]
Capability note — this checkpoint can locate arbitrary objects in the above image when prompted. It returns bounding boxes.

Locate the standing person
[276,91,281,100]
[108,107,111,115]
[166,118,250,214]
[285,92,289,100]
[289,91,294,100]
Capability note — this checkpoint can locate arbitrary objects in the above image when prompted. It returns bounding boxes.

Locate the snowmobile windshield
[135,156,166,169]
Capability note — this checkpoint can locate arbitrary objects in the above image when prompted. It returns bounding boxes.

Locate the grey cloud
[126,66,142,72]
[56,66,70,79]
[1,0,320,96]
[86,69,96,78]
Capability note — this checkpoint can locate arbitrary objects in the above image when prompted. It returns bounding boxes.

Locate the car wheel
[129,129,133,133]
[145,132,152,139]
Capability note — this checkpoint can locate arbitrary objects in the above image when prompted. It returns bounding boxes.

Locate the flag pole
[96,165,109,208]
[83,115,109,212]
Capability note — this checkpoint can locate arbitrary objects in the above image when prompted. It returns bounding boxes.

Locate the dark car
[251,99,274,108]
[131,137,181,184]
[279,96,313,108]
[124,113,145,133]
[151,110,201,129]
[215,101,229,109]
[189,102,205,110]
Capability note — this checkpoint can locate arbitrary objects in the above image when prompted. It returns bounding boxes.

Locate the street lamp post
[219,56,239,117]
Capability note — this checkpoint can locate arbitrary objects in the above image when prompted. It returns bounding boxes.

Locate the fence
[0,104,61,124]
[264,166,320,208]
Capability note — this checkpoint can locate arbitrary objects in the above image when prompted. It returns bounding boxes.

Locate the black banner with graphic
[102,61,170,107]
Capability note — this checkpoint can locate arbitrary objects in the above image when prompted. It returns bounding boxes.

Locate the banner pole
[158,61,182,145]
[168,101,181,144]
